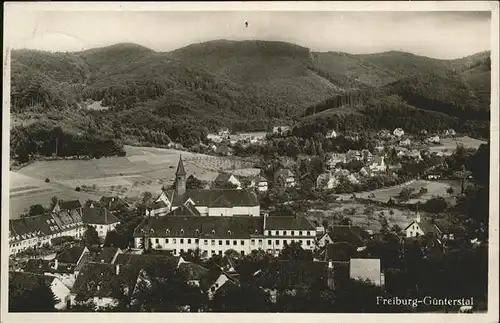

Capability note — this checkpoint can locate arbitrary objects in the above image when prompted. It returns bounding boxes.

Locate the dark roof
[114,253,181,278]
[151,200,168,210]
[322,242,357,262]
[170,189,259,207]
[99,196,130,210]
[134,216,264,239]
[330,225,366,248]
[82,207,120,225]
[9,214,61,239]
[264,216,315,231]
[274,169,295,180]
[199,267,239,291]
[178,262,210,281]
[94,247,121,264]
[59,200,82,211]
[176,156,187,176]
[56,246,87,264]
[71,262,117,299]
[169,203,201,216]
[24,259,52,274]
[256,260,328,289]
[215,173,234,183]
[405,219,440,236]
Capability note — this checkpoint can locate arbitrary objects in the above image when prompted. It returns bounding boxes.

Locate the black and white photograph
[2,1,498,320]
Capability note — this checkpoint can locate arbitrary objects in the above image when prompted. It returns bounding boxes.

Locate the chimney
[263,213,268,231]
[116,264,120,275]
[54,259,59,270]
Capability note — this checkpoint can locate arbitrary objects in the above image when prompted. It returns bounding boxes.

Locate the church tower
[175,155,187,196]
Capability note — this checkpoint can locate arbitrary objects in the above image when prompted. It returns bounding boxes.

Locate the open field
[428,136,486,155]
[10,146,253,219]
[307,201,418,232]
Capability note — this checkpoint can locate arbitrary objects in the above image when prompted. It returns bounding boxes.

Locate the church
[149,157,260,217]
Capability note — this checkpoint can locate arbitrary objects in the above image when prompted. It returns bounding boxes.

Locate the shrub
[45,178,50,183]
[75,186,81,192]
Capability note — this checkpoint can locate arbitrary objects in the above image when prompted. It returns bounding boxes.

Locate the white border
[2,2,499,323]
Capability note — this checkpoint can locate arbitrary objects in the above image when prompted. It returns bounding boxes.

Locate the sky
[5,8,492,59]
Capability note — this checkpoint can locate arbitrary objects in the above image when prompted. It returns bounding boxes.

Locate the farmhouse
[368,155,387,173]
[326,129,338,139]
[346,150,362,162]
[177,262,210,287]
[214,173,242,189]
[93,247,123,264]
[316,172,340,190]
[200,267,240,300]
[155,157,260,217]
[133,213,316,258]
[403,212,453,241]
[274,168,296,188]
[99,196,130,214]
[426,135,441,144]
[82,207,120,239]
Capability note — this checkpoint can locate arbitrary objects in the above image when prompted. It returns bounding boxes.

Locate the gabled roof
[170,189,259,207]
[274,168,295,179]
[9,271,56,289]
[56,246,87,264]
[199,267,240,292]
[94,247,121,264]
[214,173,236,183]
[134,216,264,239]
[404,218,441,236]
[264,216,315,231]
[71,262,117,299]
[322,242,357,262]
[58,200,82,211]
[99,196,130,210]
[208,195,233,208]
[178,262,210,281]
[114,253,181,278]
[330,225,366,248]
[169,203,201,216]
[9,214,61,240]
[255,260,328,290]
[176,156,187,176]
[82,207,120,225]
[151,200,168,210]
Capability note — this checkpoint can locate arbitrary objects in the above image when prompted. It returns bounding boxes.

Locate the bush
[75,186,81,192]
[45,178,50,183]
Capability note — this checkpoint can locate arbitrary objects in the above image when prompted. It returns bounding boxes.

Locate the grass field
[336,180,461,204]
[10,146,253,219]
[428,136,486,155]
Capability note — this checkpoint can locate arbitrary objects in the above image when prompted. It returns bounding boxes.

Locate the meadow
[10,146,253,219]
[427,136,486,155]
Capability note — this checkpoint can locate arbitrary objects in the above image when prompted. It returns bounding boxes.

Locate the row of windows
[150,238,313,246]
[265,230,313,237]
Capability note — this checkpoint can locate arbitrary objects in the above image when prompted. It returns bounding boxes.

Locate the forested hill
[10,40,491,162]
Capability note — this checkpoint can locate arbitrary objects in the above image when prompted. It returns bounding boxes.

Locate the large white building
[152,157,260,217]
[133,213,316,258]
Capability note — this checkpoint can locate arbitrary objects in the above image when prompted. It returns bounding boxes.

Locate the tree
[49,196,59,210]
[26,204,45,217]
[454,165,472,195]
[9,274,57,312]
[186,175,206,189]
[83,225,100,246]
[212,181,238,189]
[279,242,312,261]
[141,191,153,206]
[422,197,448,213]
[446,186,454,195]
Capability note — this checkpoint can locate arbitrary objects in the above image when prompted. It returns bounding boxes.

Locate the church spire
[176,155,186,176]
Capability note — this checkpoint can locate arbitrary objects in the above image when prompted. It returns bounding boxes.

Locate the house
[82,207,121,239]
[155,157,260,217]
[70,262,120,310]
[214,173,242,189]
[349,258,385,287]
[368,155,387,172]
[9,214,63,255]
[99,197,130,214]
[329,225,367,250]
[9,271,72,310]
[274,168,296,188]
[255,175,268,192]
[217,146,233,156]
[327,153,346,169]
[133,214,316,258]
[326,129,338,139]
[55,246,92,272]
[200,267,240,300]
[207,134,223,144]
[320,242,358,262]
[395,147,409,157]
[378,129,392,139]
[399,138,411,147]
[393,128,405,138]
[359,167,374,178]
[146,200,171,217]
[403,212,453,241]
[443,129,456,137]
[408,149,423,160]
[272,125,291,135]
[361,149,373,163]
[316,172,340,190]
[346,150,362,162]
[93,247,123,264]
[177,262,210,287]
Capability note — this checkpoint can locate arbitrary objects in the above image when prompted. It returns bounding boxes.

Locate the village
[8,123,489,313]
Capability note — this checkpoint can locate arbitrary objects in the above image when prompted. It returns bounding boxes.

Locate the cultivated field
[10,146,254,219]
[428,136,486,155]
